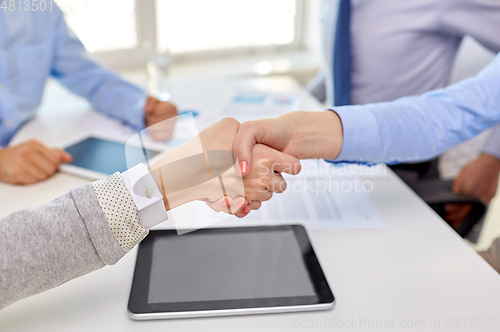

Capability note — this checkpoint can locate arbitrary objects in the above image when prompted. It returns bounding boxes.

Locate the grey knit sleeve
[0,174,147,310]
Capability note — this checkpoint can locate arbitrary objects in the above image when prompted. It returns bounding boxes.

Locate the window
[55,0,303,67]
[56,0,138,53]
[156,0,297,54]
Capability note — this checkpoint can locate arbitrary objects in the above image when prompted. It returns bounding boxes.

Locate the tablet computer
[61,137,162,180]
[128,225,334,320]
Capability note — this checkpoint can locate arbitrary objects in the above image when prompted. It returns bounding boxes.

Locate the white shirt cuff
[121,163,168,229]
[482,125,500,160]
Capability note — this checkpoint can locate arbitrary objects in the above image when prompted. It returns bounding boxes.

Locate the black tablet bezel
[128,225,334,315]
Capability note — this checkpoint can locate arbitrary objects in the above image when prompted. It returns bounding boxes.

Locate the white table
[1,76,500,332]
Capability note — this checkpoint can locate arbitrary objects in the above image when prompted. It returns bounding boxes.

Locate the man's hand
[234,143,302,217]
[197,118,301,216]
[233,111,343,176]
[453,153,500,202]
[148,117,301,216]
[445,153,500,226]
[0,140,72,185]
[144,96,178,141]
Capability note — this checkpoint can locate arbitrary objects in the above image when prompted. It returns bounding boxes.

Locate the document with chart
[162,159,387,231]
[215,177,386,230]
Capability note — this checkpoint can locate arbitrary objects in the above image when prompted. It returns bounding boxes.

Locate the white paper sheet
[296,159,389,179]
[219,90,304,123]
[165,177,386,231]
[215,178,385,230]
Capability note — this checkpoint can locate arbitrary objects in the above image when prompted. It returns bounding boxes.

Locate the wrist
[150,166,201,210]
[479,153,500,169]
[150,149,217,210]
[320,111,343,159]
[0,148,10,181]
[280,111,343,160]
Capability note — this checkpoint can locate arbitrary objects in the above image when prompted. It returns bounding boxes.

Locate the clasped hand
[148,117,303,217]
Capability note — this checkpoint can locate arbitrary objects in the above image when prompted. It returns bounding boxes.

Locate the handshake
[145,111,344,218]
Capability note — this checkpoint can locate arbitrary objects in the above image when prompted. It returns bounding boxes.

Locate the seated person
[0,4,177,185]
[0,117,301,309]
[310,0,500,225]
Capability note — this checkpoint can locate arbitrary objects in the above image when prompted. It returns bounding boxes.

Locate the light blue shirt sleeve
[50,7,147,131]
[331,53,500,165]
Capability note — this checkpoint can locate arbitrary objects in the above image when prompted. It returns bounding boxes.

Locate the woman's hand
[147,117,302,216]
[234,143,302,217]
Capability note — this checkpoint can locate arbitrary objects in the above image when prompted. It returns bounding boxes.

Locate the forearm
[278,111,343,160]
[332,54,500,164]
[57,67,147,129]
[51,5,147,130]
[0,173,148,309]
[0,183,124,309]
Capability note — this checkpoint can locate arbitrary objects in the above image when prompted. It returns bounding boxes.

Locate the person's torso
[0,10,56,141]
[321,0,500,105]
[350,0,461,104]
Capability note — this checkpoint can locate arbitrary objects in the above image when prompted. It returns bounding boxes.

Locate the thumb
[233,118,290,176]
[266,148,302,175]
[144,96,157,114]
[51,149,72,163]
[60,150,73,163]
[254,144,301,176]
[452,174,464,194]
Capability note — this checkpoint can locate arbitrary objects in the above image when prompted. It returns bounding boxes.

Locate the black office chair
[393,169,486,239]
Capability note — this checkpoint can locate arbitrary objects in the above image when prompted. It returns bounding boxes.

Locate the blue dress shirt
[311,0,500,159]
[333,53,500,165]
[0,5,147,147]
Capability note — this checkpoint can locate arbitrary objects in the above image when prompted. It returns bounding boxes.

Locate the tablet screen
[148,228,316,304]
[128,226,334,317]
[65,137,159,175]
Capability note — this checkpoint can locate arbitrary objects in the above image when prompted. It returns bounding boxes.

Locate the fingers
[145,97,178,118]
[247,200,262,210]
[155,101,178,116]
[232,119,289,176]
[264,148,302,175]
[0,140,67,185]
[148,121,176,141]
[22,160,46,181]
[144,96,158,114]
[145,100,178,141]
[33,142,73,168]
[26,141,61,180]
[31,140,60,166]
[204,196,247,214]
[445,203,472,228]
[28,154,55,180]
[452,177,462,195]
[269,172,287,193]
[234,200,261,218]
[254,190,273,202]
[60,150,73,163]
